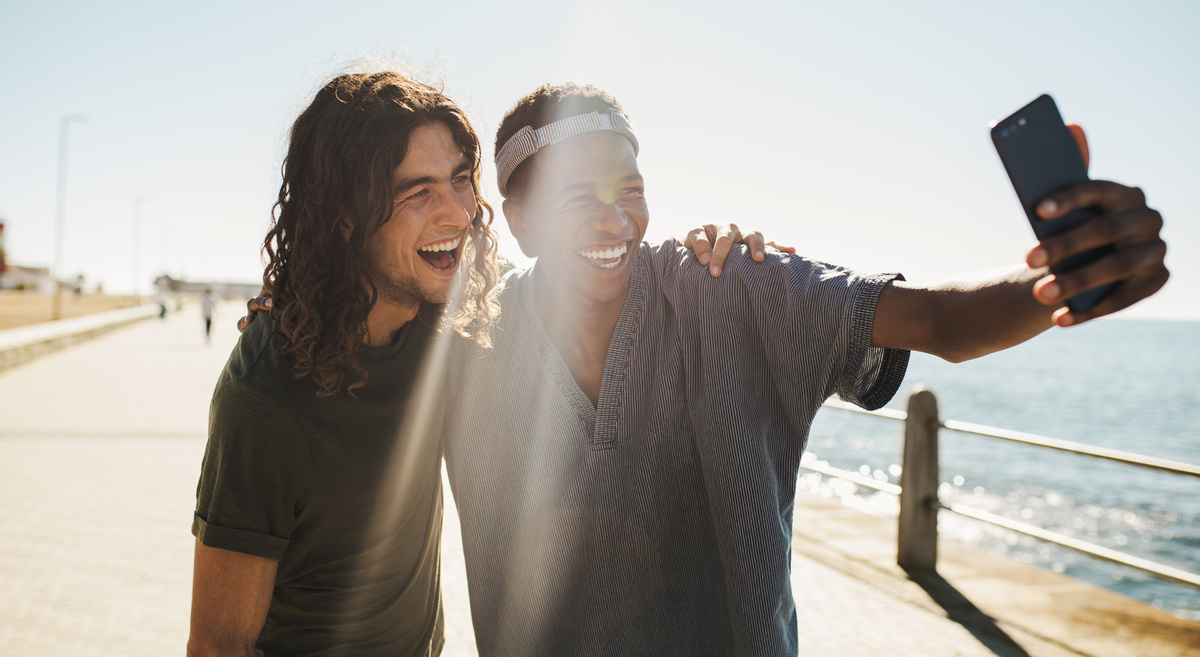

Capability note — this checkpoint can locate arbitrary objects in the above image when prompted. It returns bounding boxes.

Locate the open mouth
[576,241,629,270]
[417,234,464,271]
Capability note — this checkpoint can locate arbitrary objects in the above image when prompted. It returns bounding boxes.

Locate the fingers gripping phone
[991,94,1117,314]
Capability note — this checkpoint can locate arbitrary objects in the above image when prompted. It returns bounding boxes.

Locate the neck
[364,299,421,347]
[532,265,630,405]
[534,267,628,340]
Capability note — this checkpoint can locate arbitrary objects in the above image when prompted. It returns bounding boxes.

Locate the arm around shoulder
[187,539,278,657]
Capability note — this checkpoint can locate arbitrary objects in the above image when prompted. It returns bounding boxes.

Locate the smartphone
[991,94,1117,314]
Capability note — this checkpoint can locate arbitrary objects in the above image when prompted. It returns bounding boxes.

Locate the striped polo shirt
[445,240,909,656]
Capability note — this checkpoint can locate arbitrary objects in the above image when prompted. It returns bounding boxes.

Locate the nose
[435,183,476,229]
[589,200,628,235]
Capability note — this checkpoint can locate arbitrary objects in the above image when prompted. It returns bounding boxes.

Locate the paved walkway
[0,305,1192,656]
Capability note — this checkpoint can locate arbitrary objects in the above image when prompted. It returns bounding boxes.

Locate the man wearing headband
[444,83,1167,655]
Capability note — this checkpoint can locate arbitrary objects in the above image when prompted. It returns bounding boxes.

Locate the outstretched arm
[872,124,1166,362]
[873,175,1167,362]
[872,267,1052,363]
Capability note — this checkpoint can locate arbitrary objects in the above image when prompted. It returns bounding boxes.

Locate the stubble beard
[368,261,451,310]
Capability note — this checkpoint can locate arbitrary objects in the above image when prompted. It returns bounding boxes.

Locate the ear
[1067,123,1090,171]
[502,198,538,259]
[338,216,355,243]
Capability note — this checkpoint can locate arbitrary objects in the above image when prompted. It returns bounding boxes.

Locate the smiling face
[363,121,477,314]
[505,131,648,308]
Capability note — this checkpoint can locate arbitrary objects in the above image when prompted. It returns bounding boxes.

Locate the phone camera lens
[1001,128,1010,138]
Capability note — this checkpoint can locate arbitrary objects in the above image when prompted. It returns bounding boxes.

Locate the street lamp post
[133,195,148,302]
[51,114,87,321]
[160,224,170,278]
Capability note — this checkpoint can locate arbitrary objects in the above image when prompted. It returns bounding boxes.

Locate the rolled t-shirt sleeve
[193,380,312,560]
[836,272,909,410]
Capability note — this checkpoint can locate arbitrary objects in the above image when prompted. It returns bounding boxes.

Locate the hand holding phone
[990,94,1169,325]
[991,94,1116,314]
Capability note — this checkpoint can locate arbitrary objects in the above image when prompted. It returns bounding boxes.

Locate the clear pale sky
[2,0,1196,319]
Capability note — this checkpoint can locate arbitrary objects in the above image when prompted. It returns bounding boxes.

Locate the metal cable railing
[805,394,1200,589]
[821,399,1200,479]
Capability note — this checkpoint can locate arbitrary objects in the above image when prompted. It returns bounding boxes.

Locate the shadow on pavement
[903,567,1032,657]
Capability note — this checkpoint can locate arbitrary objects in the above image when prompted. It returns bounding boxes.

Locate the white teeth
[419,235,463,253]
[576,242,628,266]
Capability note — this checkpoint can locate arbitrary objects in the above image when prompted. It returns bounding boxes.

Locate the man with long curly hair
[443,83,1168,656]
[188,70,501,657]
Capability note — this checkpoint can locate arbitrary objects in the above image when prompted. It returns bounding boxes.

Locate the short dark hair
[263,70,500,396]
[494,83,626,200]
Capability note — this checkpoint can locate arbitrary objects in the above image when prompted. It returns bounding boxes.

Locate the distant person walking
[201,288,218,343]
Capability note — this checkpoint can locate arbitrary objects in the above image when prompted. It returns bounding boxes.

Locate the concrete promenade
[1,304,1196,656]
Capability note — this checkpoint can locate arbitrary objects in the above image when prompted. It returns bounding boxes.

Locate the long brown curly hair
[263,70,500,396]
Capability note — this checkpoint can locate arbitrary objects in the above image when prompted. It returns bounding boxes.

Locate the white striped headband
[494,108,639,197]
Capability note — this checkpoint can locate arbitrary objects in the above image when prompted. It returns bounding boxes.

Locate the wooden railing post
[898,385,940,572]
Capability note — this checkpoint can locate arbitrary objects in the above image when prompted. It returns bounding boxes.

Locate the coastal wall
[0,304,160,372]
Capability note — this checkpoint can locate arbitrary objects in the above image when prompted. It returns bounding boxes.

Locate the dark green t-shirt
[193,308,447,657]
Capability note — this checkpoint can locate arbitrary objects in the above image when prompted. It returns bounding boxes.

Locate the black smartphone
[991,94,1117,314]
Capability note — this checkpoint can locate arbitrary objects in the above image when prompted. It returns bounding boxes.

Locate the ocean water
[802,319,1200,621]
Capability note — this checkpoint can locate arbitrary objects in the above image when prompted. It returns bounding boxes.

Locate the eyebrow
[555,174,644,198]
[393,158,473,197]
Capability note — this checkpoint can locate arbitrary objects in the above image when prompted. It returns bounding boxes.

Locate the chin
[372,271,455,310]
[418,285,454,306]
[582,271,632,301]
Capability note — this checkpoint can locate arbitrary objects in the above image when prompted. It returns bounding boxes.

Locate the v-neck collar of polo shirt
[524,245,648,449]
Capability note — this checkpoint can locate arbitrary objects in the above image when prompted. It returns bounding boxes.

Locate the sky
[1,0,1196,319]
